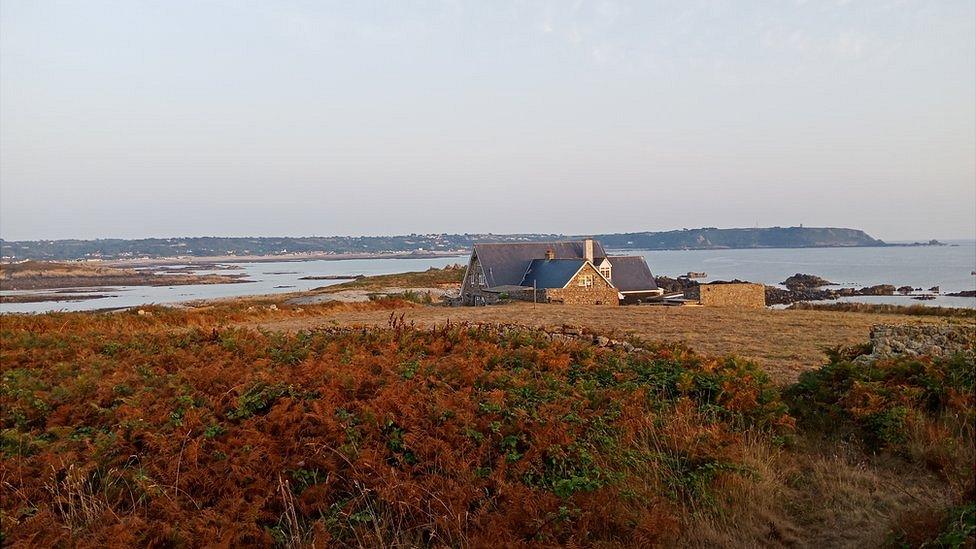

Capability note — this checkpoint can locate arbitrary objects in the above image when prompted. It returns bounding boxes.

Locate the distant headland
[0,226,919,262]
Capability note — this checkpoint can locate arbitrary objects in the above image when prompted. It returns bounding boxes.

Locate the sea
[2,241,974,314]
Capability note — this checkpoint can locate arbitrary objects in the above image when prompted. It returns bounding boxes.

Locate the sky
[1,0,974,242]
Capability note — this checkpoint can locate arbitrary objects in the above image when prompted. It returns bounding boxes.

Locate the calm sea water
[2,242,974,313]
[631,241,975,309]
[0,256,464,314]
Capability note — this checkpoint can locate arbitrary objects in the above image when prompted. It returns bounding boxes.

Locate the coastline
[98,250,466,268]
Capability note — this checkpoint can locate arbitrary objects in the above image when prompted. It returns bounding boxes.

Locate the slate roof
[473,241,607,287]
[519,259,586,289]
[607,256,658,292]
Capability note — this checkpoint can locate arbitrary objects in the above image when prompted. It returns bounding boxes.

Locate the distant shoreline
[1,226,912,261]
[3,243,955,267]
[98,251,467,268]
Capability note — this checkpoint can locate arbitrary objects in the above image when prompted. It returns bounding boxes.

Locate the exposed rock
[654,276,699,293]
[782,273,836,289]
[764,285,835,306]
[859,324,974,362]
[857,284,896,296]
[896,286,914,295]
[947,290,976,298]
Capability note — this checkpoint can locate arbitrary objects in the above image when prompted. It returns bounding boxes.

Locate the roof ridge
[528,257,585,261]
[474,240,593,246]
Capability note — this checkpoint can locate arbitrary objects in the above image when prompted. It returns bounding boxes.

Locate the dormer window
[595,259,611,281]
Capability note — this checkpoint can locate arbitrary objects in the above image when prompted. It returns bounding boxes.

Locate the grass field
[309,265,465,293]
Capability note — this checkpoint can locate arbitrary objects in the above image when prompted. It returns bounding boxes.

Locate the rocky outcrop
[862,324,974,360]
[858,284,896,296]
[765,282,903,305]
[654,276,699,293]
[765,286,835,305]
[662,272,952,306]
[782,273,835,289]
[947,290,976,298]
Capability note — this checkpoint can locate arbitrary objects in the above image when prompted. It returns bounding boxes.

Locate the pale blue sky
[1,0,973,241]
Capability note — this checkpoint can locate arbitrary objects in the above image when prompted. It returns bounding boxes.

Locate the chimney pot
[545,249,555,260]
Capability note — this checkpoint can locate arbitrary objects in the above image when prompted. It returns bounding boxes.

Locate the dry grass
[242,302,966,383]
[680,434,952,548]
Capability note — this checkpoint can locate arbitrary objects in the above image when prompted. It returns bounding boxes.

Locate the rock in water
[782,273,836,289]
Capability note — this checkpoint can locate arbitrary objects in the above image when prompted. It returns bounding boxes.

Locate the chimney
[584,238,594,263]
[545,249,555,260]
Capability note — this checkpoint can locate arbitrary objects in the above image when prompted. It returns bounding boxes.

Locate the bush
[1,314,792,546]
[786,349,975,479]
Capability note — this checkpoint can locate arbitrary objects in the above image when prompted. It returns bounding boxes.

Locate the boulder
[857,284,896,296]
[782,273,836,289]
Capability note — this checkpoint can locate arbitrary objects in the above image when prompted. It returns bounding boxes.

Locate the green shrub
[228,383,294,420]
[786,350,975,454]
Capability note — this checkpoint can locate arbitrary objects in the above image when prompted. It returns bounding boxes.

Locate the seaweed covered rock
[782,273,836,289]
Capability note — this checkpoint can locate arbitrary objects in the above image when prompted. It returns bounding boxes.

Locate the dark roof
[607,256,658,292]
[519,259,585,289]
[473,241,607,287]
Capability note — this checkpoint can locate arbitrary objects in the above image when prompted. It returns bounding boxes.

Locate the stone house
[459,239,661,305]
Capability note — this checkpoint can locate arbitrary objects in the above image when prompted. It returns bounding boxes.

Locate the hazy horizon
[2,1,974,242]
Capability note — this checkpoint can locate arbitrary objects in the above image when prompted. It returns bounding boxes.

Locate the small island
[0,260,250,292]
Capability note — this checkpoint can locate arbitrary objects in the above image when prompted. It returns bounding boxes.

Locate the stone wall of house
[545,286,619,305]
[685,283,766,308]
[544,264,619,305]
[868,324,974,358]
[460,256,489,305]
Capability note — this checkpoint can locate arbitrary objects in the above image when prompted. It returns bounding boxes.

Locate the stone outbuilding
[682,282,766,308]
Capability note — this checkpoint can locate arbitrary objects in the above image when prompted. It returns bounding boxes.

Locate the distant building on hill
[459,238,661,306]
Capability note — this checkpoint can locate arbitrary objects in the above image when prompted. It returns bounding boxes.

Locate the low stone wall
[314,322,644,353]
[489,323,641,351]
[869,324,974,358]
